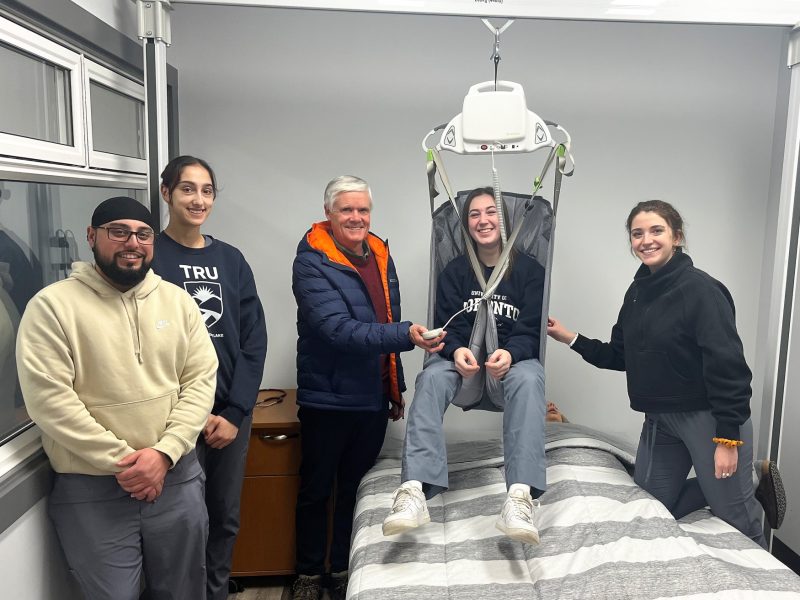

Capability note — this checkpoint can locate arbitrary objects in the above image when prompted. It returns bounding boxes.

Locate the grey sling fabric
[427,191,553,409]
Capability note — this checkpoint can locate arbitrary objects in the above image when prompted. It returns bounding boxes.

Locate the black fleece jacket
[571,251,751,441]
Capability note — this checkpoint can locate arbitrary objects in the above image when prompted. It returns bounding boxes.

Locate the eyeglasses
[95,226,155,245]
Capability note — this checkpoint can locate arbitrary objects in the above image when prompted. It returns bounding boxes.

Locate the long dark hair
[160,155,219,198]
[461,186,515,275]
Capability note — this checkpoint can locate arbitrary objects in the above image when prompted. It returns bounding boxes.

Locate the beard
[92,246,151,288]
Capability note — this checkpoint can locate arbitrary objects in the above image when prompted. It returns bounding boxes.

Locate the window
[0,12,156,447]
[0,18,85,167]
[85,60,147,173]
[90,82,144,157]
[0,41,72,146]
[0,16,148,176]
[0,180,146,444]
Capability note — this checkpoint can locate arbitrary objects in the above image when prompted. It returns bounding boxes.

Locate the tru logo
[179,265,218,280]
[180,264,223,328]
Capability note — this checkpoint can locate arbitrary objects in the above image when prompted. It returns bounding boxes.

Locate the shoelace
[392,487,420,513]
[506,494,537,524]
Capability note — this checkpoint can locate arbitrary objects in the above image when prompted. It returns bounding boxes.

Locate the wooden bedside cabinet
[231,389,300,576]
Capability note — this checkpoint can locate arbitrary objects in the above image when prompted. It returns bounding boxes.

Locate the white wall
[167,6,787,446]
[754,34,791,461]
[69,0,138,40]
[778,267,800,552]
[0,431,80,600]
[0,499,81,600]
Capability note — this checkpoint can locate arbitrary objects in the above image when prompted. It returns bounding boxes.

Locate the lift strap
[427,147,488,290]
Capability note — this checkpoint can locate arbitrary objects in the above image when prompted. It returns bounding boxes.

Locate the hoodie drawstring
[121,295,143,364]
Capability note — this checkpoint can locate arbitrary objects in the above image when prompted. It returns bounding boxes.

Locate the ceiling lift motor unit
[436,80,555,155]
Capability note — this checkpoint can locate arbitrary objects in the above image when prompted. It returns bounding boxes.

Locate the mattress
[348,423,800,599]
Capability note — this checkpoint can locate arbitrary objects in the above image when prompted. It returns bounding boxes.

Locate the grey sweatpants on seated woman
[401,355,546,500]
[48,450,209,600]
[634,411,765,548]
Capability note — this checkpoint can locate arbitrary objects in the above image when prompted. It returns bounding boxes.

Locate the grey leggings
[634,410,765,548]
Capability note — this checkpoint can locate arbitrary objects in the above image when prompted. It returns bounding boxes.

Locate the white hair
[323,175,372,211]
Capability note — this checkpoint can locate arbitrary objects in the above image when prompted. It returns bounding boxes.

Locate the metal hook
[481,19,514,89]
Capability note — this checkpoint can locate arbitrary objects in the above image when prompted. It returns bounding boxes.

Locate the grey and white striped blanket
[349,424,800,599]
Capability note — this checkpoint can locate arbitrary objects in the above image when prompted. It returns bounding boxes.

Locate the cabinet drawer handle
[259,433,299,441]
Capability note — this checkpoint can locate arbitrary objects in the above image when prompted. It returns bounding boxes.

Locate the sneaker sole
[382,512,430,536]
[765,461,787,529]
[495,519,540,545]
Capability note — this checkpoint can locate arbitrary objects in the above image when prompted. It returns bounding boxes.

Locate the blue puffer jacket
[292,222,413,411]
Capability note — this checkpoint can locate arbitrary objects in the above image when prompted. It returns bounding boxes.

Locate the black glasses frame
[94,226,155,245]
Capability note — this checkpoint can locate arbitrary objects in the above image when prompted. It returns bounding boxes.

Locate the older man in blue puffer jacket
[290,175,444,600]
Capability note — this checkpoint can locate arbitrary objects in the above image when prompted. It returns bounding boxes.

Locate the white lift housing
[437,81,554,154]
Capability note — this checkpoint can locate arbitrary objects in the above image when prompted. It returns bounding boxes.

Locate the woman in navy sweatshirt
[383,187,547,545]
[547,200,766,547]
[150,155,268,599]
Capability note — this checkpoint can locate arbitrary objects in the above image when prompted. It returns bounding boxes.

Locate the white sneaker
[496,488,540,544]
[382,483,430,536]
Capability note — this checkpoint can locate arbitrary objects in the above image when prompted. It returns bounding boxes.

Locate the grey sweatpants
[48,451,209,600]
[402,355,546,499]
[634,411,766,548]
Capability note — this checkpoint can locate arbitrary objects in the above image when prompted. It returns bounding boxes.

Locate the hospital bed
[347,422,800,599]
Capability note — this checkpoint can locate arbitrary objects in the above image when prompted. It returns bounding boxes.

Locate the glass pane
[0,42,73,145]
[90,81,145,159]
[0,180,146,443]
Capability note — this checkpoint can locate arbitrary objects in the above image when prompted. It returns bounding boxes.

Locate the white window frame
[84,59,147,174]
[0,17,86,167]
[0,157,147,189]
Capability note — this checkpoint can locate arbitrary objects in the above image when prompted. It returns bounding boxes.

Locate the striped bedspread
[348,424,800,599]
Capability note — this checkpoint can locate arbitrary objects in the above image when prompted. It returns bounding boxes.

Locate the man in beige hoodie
[16,197,218,600]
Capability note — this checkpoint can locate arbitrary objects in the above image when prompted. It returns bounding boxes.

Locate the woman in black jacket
[547,200,767,547]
